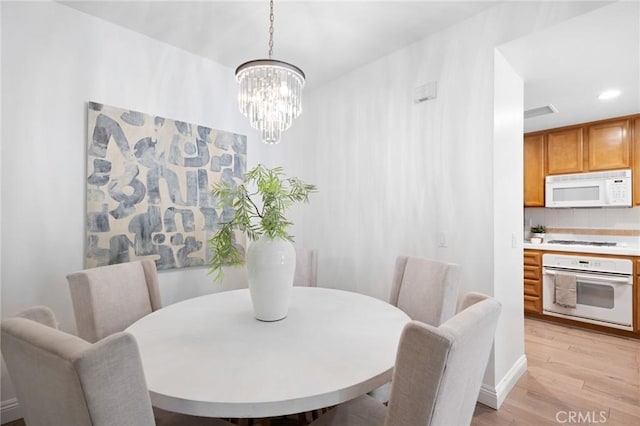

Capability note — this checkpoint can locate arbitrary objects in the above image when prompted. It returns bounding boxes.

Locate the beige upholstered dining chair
[370,255,461,403]
[309,292,502,426]
[293,248,318,287]
[389,256,461,326]
[67,260,162,342]
[1,306,233,426]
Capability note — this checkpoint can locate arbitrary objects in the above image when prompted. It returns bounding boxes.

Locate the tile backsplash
[525,206,640,234]
[523,207,640,247]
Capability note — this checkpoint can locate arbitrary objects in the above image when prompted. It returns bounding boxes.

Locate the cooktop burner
[547,240,618,247]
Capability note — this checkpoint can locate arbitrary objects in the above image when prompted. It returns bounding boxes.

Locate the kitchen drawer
[524,295,542,314]
[524,279,541,297]
[524,251,541,267]
[524,265,541,281]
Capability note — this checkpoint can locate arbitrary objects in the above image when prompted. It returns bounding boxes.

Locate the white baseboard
[0,398,22,423]
[477,354,527,409]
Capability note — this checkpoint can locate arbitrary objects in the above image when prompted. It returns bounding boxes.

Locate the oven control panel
[542,254,633,275]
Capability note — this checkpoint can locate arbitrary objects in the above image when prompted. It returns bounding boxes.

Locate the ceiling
[61,1,639,132]
[500,1,640,132]
[61,1,500,90]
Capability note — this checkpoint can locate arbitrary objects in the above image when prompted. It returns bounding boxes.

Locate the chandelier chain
[268,0,274,59]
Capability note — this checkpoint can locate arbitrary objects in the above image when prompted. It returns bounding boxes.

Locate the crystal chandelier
[235,0,305,145]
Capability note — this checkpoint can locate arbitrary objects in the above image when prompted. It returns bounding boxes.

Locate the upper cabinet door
[588,119,631,171]
[524,134,545,207]
[546,128,584,175]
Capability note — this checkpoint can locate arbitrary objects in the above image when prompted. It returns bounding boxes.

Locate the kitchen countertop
[523,241,640,256]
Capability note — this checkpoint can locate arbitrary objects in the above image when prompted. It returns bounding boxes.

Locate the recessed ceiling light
[598,89,621,100]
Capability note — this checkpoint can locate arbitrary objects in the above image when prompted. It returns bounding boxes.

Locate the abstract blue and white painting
[86,102,247,270]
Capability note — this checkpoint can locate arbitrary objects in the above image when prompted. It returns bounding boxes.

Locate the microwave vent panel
[545,169,632,183]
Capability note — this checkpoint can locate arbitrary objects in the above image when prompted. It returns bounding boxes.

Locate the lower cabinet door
[524,295,542,314]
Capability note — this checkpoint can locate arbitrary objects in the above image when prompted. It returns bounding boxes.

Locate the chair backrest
[388,256,460,326]
[293,248,318,287]
[67,260,162,342]
[13,305,58,328]
[1,308,155,426]
[385,292,501,426]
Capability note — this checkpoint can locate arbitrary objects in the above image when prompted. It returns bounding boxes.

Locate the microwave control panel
[607,178,631,205]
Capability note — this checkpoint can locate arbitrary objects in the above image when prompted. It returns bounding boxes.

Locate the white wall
[490,50,526,406]
[0,0,3,317]
[281,0,607,408]
[0,2,266,420]
[0,1,4,416]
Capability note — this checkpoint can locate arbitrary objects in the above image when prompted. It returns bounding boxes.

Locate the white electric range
[524,235,638,331]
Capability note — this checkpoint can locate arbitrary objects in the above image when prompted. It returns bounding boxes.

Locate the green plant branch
[245,191,263,219]
[208,164,317,282]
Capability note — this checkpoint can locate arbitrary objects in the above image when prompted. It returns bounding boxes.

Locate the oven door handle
[543,269,632,284]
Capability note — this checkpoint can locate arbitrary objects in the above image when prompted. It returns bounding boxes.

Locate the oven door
[542,268,633,330]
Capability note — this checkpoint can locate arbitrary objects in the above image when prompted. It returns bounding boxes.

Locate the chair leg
[297,413,309,424]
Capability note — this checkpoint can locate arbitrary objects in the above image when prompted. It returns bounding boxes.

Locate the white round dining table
[126,286,410,419]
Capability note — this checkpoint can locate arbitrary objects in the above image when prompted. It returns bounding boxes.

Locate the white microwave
[545,169,632,208]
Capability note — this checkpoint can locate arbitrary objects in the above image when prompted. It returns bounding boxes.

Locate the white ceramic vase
[246,235,296,321]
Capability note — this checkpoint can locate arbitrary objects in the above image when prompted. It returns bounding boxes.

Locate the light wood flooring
[3,318,639,426]
[472,318,640,425]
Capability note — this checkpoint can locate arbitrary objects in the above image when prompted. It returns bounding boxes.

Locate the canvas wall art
[86,102,247,270]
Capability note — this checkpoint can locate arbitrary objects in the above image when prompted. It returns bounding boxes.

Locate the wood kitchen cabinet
[634,118,640,206]
[523,250,542,314]
[546,127,584,175]
[588,119,630,171]
[523,134,545,207]
[545,119,631,174]
[525,116,637,192]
